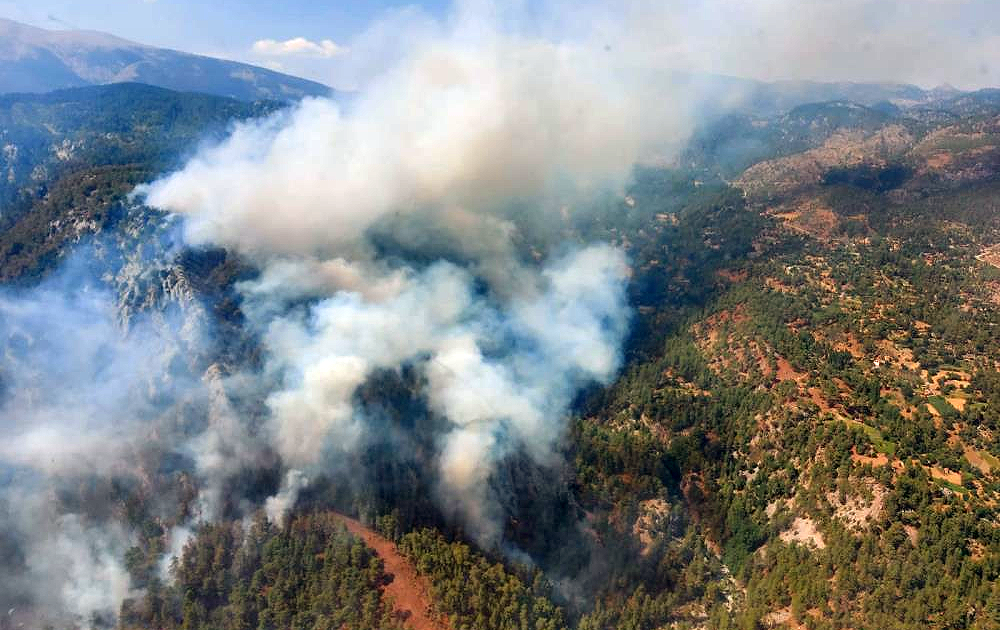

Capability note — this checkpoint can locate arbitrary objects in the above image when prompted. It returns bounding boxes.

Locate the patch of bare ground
[930,467,963,486]
[851,449,890,468]
[926,370,971,397]
[333,514,450,630]
[633,499,670,556]
[808,387,832,412]
[693,307,750,345]
[984,281,1000,305]
[764,608,809,630]
[765,276,798,294]
[780,516,826,549]
[897,346,920,371]
[969,539,987,561]
[853,446,969,490]
[907,125,1000,186]
[776,356,806,382]
[873,338,920,370]
[925,152,954,169]
[765,499,787,519]
[832,332,866,359]
[826,483,887,531]
[962,446,995,475]
[693,309,784,382]
[659,369,713,398]
[758,351,774,378]
[768,197,842,240]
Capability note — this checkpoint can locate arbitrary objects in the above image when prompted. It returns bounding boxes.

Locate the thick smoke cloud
[139,2,650,543]
[0,5,651,624]
[143,45,659,258]
[248,247,628,539]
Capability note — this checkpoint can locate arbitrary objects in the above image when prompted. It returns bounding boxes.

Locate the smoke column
[139,2,667,542]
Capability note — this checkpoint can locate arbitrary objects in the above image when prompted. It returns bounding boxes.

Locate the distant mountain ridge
[0,18,332,101]
[662,70,964,118]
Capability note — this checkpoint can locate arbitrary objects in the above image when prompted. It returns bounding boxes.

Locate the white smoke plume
[238,246,627,539]
[133,0,657,544]
[141,9,687,260]
[0,278,155,624]
[0,5,656,622]
[159,526,193,582]
[137,0,659,544]
[265,469,310,526]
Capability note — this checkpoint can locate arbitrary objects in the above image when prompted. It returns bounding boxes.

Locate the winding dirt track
[333,513,450,630]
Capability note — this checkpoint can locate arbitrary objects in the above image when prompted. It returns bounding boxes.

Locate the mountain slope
[566,97,1000,629]
[0,18,331,101]
[4,57,1000,630]
[0,83,281,231]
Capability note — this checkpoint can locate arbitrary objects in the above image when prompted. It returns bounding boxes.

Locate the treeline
[373,515,567,630]
[120,513,403,630]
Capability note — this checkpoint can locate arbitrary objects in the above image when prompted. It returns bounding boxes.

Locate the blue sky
[0,0,451,85]
[0,0,448,51]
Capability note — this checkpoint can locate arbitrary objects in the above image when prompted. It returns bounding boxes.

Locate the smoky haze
[0,254,214,624]
[1,0,996,626]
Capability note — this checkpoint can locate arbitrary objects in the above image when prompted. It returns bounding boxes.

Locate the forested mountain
[3,74,1000,630]
[0,83,281,288]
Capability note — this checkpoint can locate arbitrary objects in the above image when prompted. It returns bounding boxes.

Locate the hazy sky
[1,0,1000,90]
[0,0,447,52]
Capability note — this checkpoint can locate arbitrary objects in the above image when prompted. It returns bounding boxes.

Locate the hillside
[4,77,1000,630]
[567,94,1000,629]
[0,18,331,100]
[0,83,282,281]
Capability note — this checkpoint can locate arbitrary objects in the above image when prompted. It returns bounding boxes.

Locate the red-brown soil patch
[334,514,450,630]
[929,467,962,486]
[776,356,806,382]
[809,387,832,412]
[963,447,995,474]
[852,450,889,468]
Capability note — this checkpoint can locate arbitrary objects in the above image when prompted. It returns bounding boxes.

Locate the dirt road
[333,513,450,630]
